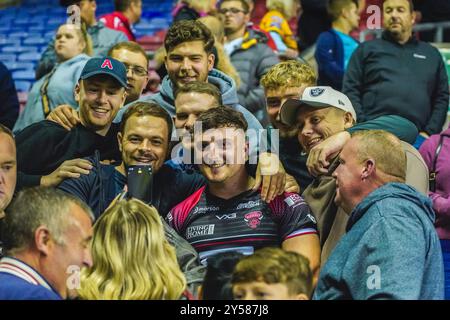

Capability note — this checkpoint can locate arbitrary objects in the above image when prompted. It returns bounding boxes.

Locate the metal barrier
[359,21,450,42]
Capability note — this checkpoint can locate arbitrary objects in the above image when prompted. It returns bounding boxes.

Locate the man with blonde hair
[261,60,316,191]
[314,130,444,300]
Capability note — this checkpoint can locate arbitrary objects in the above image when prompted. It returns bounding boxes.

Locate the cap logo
[338,99,345,106]
[310,88,325,97]
[101,59,113,70]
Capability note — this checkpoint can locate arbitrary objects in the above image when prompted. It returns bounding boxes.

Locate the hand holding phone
[127,165,153,204]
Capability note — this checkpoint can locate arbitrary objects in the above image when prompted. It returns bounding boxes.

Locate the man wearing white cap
[280,85,429,264]
[280,86,419,177]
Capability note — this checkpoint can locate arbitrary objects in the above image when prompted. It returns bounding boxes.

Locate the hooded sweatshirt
[114,69,262,132]
[14,54,90,134]
[314,183,444,300]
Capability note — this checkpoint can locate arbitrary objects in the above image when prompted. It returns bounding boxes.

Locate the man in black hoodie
[343,0,449,141]
[15,57,128,191]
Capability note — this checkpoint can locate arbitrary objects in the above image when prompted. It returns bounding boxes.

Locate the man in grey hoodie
[313,130,444,300]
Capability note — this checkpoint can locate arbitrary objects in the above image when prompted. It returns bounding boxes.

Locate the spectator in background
[0,124,17,259]
[343,0,449,146]
[108,42,149,105]
[419,126,450,300]
[260,0,299,59]
[172,0,218,22]
[297,0,331,50]
[199,251,243,300]
[313,131,444,300]
[13,24,92,133]
[0,62,19,130]
[219,0,279,125]
[315,0,360,90]
[36,0,128,80]
[199,15,242,89]
[78,198,188,300]
[232,247,313,300]
[0,187,93,300]
[100,0,143,41]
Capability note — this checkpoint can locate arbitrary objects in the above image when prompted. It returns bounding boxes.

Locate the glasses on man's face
[219,8,247,15]
[123,63,148,77]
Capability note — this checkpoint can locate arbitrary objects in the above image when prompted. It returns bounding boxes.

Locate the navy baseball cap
[79,57,128,88]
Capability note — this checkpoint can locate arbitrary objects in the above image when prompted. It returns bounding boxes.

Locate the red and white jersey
[99,11,135,41]
[167,186,318,263]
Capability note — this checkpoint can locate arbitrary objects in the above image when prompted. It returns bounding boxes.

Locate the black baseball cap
[79,57,128,88]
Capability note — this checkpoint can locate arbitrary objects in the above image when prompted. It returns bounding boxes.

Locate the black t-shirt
[16,121,121,190]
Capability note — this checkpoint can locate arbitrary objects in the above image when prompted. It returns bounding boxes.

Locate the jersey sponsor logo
[193,206,220,214]
[216,213,237,220]
[236,200,260,210]
[310,88,325,97]
[186,224,215,239]
[284,194,303,207]
[244,211,263,229]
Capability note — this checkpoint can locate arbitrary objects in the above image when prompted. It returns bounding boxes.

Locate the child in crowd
[232,247,313,300]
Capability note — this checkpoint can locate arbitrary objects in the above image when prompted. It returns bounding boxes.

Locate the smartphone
[127,165,153,204]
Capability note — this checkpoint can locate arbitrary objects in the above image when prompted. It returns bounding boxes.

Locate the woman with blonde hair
[78,198,188,300]
[260,0,300,59]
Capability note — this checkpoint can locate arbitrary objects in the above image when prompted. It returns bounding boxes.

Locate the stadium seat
[0,53,17,63]
[14,80,32,93]
[12,70,35,81]
[2,46,39,54]
[23,37,47,46]
[18,52,41,62]
[9,62,35,72]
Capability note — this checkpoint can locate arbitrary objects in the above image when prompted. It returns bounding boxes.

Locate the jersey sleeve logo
[244,211,263,229]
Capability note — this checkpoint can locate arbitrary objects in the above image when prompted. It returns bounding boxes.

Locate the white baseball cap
[280,86,357,126]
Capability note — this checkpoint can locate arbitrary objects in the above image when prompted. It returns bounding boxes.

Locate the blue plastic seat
[23,37,47,46]
[9,62,35,71]
[0,53,16,66]
[14,80,32,92]
[13,70,35,81]
[18,52,41,62]
[3,46,38,54]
